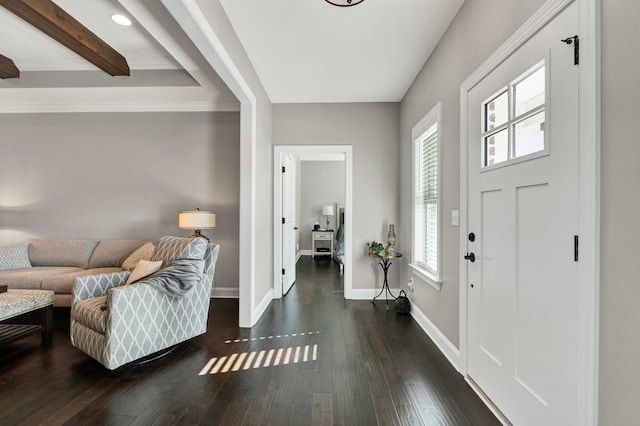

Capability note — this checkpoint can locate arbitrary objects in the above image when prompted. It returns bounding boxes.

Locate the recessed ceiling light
[111,14,132,27]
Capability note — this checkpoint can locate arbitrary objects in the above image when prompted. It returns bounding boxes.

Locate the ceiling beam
[0,0,130,76]
[0,53,19,78]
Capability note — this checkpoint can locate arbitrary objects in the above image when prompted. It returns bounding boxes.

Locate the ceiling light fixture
[111,14,132,26]
[325,0,365,7]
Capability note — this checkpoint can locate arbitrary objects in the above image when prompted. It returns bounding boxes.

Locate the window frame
[410,102,443,291]
[481,58,549,171]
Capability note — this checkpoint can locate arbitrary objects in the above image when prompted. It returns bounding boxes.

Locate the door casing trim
[273,145,353,299]
[458,0,600,424]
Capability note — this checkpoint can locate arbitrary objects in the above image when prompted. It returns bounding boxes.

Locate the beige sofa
[0,239,152,307]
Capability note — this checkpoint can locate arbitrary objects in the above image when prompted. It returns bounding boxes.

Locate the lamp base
[190,229,210,242]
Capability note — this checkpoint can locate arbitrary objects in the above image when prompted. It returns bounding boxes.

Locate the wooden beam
[0,0,130,76]
[0,53,20,78]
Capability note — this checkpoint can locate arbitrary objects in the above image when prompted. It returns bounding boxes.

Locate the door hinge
[282,268,285,275]
[282,166,286,173]
[282,217,286,224]
[574,235,579,262]
[561,35,579,65]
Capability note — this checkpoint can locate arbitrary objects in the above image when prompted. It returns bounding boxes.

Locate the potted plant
[367,241,384,256]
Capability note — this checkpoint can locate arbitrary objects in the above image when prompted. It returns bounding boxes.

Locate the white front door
[466,3,580,425]
[282,154,297,295]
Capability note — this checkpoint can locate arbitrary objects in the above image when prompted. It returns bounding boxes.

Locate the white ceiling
[0,0,239,113]
[0,0,464,112]
[219,0,465,103]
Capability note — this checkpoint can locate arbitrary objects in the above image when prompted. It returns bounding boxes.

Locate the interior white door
[282,154,297,295]
[466,3,580,425]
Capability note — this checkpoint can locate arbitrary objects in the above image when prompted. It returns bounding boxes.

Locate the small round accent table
[370,252,402,310]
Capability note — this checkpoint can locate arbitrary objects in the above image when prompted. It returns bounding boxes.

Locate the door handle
[464,252,475,262]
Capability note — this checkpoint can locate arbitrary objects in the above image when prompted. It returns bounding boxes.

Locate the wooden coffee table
[0,289,54,346]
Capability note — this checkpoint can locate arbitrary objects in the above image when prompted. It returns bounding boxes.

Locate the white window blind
[415,125,439,277]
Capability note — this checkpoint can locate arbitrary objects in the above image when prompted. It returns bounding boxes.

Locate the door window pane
[485,129,508,166]
[485,90,509,131]
[514,66,545,116]
[514,111,545,158]
[481,61,546,168]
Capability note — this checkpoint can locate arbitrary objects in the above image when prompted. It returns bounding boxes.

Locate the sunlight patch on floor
[224,331,320,344]
[198,344,319,375]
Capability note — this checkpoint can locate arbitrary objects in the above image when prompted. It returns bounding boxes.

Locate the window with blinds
[411,103,441,286]
[415,127,438,274]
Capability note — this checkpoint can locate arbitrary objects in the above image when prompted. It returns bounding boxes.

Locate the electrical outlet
[407,278,414,292]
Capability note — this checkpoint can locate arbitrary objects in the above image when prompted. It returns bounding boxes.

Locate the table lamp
[178,208,216,242]
[321,205,334,231]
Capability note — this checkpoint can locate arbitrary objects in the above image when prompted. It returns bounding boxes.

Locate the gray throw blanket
[142,258,205,298]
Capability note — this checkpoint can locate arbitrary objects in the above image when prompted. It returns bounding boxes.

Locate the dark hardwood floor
[0,257,499,425]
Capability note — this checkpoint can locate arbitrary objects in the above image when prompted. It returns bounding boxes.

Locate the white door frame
[159,0,258,328]
[273,145,353,299]
[458,0,600,424]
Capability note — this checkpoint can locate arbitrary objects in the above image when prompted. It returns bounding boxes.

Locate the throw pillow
[151,236,207,266]
[0,242,32,271]
[125,260,163,285]
[121,242,155,271]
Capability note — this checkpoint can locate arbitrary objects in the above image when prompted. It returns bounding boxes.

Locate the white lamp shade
[179,210,216,229]
[321,205,334,216]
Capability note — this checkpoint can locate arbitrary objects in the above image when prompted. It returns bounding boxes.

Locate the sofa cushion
[0,242,32,271]
[121,242,155,271]
[29,239,99,268]
[72,296,108,334]
[88,239,153,268]
[0,266,82,290]
[41,267,123,294]
[151,236,207,266]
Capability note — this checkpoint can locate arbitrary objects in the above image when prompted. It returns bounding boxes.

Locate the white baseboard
[253,288,274,325]
[465,377,510,425]
[210,286,239,298]
[349,288,401,300]
[296,251,302,263]
[300,249,312,256]
[409,300,461,372]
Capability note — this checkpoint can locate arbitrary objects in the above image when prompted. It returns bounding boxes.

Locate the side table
[312,230,334,258]
[370,252,403,310]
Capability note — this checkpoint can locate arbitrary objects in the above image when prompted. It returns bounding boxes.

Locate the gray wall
[399,0,547,347]
[299,161,345,251]
[599,0,640,423]
[0,111,240,289]
[273,103,401,291]
[401,0,640,423]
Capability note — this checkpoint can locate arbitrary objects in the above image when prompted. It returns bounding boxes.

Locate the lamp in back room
[321,205,334,231]
[178,208,216,242]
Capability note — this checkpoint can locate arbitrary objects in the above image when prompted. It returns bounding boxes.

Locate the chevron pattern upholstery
[151,236,208,266]
[70,238,220,370]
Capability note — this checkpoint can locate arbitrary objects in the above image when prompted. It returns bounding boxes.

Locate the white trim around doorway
[273,145,353,299]
[458,0,600,424]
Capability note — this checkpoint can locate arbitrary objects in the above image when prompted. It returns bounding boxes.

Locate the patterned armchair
[70,237,220,370]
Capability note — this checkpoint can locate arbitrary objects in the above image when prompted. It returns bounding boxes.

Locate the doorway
[459,0,598,424]
[273,145,353,299]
